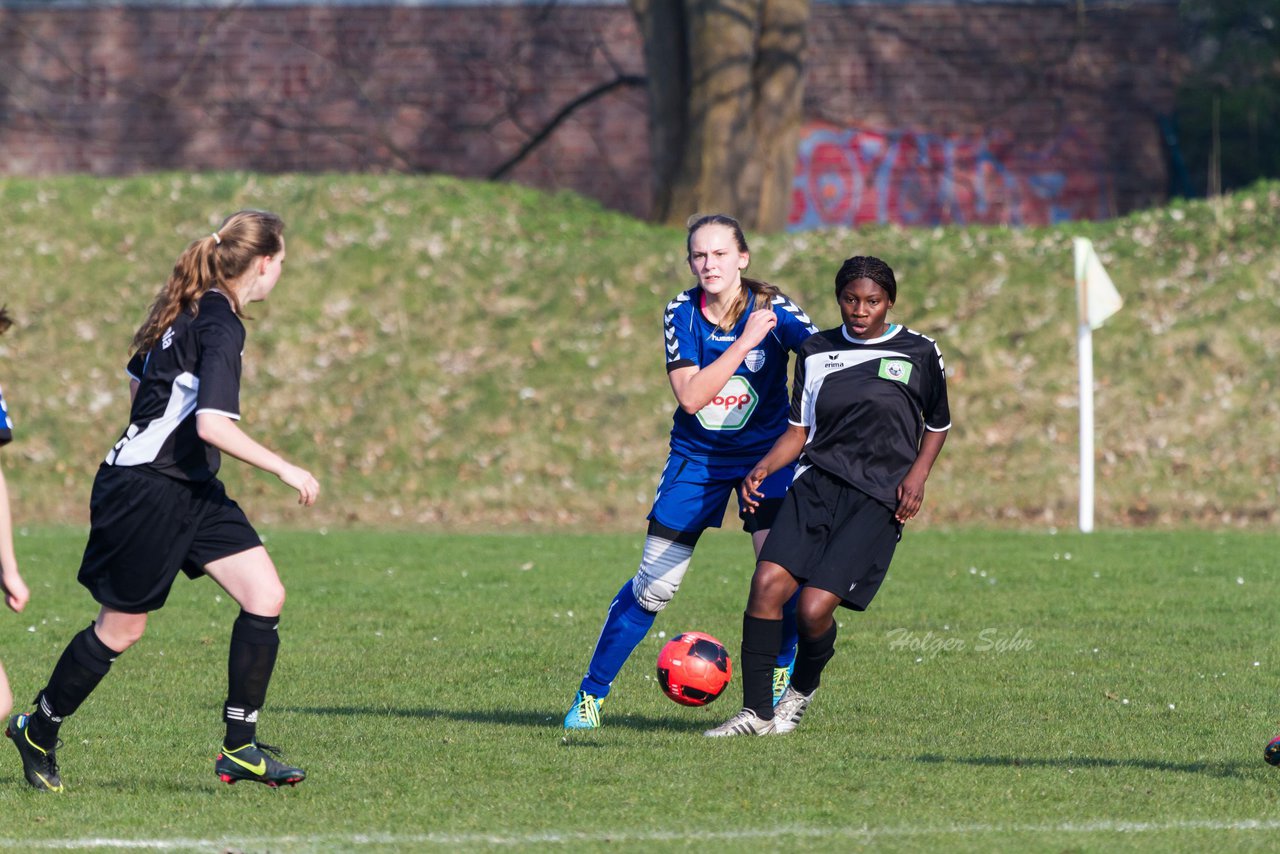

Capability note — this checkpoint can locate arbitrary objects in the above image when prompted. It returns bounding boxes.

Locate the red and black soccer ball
[656,631,732,706]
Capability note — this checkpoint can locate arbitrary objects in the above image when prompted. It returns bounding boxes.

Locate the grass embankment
[1,174,1277,530]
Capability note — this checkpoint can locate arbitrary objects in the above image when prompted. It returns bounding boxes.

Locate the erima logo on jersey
[824,354,845,369]
[878,359,913,384]
[161,327,175,350]
[744,349,765,372]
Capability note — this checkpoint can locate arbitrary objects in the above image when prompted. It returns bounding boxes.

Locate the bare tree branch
[489,74,646,180]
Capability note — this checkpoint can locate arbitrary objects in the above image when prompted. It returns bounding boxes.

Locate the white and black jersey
[790,324,951,510]
[104,291,244,482]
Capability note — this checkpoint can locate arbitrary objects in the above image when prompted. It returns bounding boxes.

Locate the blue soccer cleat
[563,690,604,730]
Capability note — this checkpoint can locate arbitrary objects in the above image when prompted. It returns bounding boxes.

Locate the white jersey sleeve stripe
[194,407,242,420]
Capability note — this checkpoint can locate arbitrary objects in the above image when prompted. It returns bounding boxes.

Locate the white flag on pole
[1073,237,1122,329]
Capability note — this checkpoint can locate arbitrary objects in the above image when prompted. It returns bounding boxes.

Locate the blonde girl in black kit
[6,211,318,791]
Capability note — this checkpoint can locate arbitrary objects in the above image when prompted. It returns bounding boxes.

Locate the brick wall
[0,2,1180,228]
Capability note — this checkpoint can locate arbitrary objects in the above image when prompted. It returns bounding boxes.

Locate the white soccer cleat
[772,685,814,734]
[703,707,775,737]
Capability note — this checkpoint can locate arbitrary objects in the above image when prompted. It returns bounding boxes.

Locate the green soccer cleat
[215,741,306,787]
[563,690,604,729]
[6,713,63,793]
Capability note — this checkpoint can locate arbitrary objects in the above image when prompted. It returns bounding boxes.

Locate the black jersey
[790,323,950,509]
[0,382,12,446]
[104,291,244,481]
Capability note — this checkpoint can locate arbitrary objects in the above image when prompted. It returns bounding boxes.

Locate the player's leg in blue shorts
[566,456,798,727]
[565,456,741,728]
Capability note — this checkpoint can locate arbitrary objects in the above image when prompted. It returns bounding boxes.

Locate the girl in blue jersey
[6,211,319,792]
[0,307,31,725]
[565,214,818,729]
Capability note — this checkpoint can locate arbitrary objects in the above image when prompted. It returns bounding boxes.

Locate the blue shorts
[648,454,795,536]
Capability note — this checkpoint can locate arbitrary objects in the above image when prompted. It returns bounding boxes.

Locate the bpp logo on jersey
[696,376,758,431]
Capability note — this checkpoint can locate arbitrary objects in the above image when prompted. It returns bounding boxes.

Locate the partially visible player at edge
[0,307,32,725]
[1264,709,1280,763]
[706,254,950,737]
[5,210,319,792]
[564,214,818,729]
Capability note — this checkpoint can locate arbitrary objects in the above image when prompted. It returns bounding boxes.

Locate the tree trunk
[630,0,810,233]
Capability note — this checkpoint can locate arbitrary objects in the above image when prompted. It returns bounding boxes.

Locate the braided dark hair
[834,255,896,302]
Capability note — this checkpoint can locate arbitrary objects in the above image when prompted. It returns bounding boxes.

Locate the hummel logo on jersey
[161,327,175,350]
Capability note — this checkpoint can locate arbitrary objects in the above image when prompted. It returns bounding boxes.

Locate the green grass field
[2,526,1279,852]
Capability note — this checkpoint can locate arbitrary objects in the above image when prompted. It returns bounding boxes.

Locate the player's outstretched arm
[741,424,807,512]
[0,460,28,613]
[196,412,319,506]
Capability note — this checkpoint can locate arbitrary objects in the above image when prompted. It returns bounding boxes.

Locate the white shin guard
[630,535,695,613]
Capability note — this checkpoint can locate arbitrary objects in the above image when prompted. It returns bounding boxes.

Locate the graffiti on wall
[789,123,1111,230]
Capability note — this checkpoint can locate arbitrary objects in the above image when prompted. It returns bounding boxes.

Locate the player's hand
[2,570,29,613]
[895,475,926,523]
[738,308,777,349]
[279,464,320,506]
[740,466,769,513]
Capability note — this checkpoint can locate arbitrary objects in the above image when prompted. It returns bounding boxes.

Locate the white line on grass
[5,819,1280,849]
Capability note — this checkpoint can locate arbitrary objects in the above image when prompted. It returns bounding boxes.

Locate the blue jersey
[0,382,12,447]
[663,287,817,464]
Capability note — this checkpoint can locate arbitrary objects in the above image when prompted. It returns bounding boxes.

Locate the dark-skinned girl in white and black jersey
[6,211,319,791]
[706,255,950,737]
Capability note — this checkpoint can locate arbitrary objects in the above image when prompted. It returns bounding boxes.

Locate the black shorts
[758,466,902,611]
[77,464,262,613]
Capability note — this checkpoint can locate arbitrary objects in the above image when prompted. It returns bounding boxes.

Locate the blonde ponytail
[132,210,284,354]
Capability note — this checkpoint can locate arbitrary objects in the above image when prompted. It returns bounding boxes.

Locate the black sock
[792,621,837,695]
[224,610,280,748]
[741,613,782,718]
[29,624,120,749]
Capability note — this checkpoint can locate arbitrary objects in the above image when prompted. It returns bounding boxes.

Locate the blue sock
[775,588,800,670]
[579,581,656,699]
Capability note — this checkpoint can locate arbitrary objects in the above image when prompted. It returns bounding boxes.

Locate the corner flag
[1072,237,1121,534]
[1073,237,1122,329]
